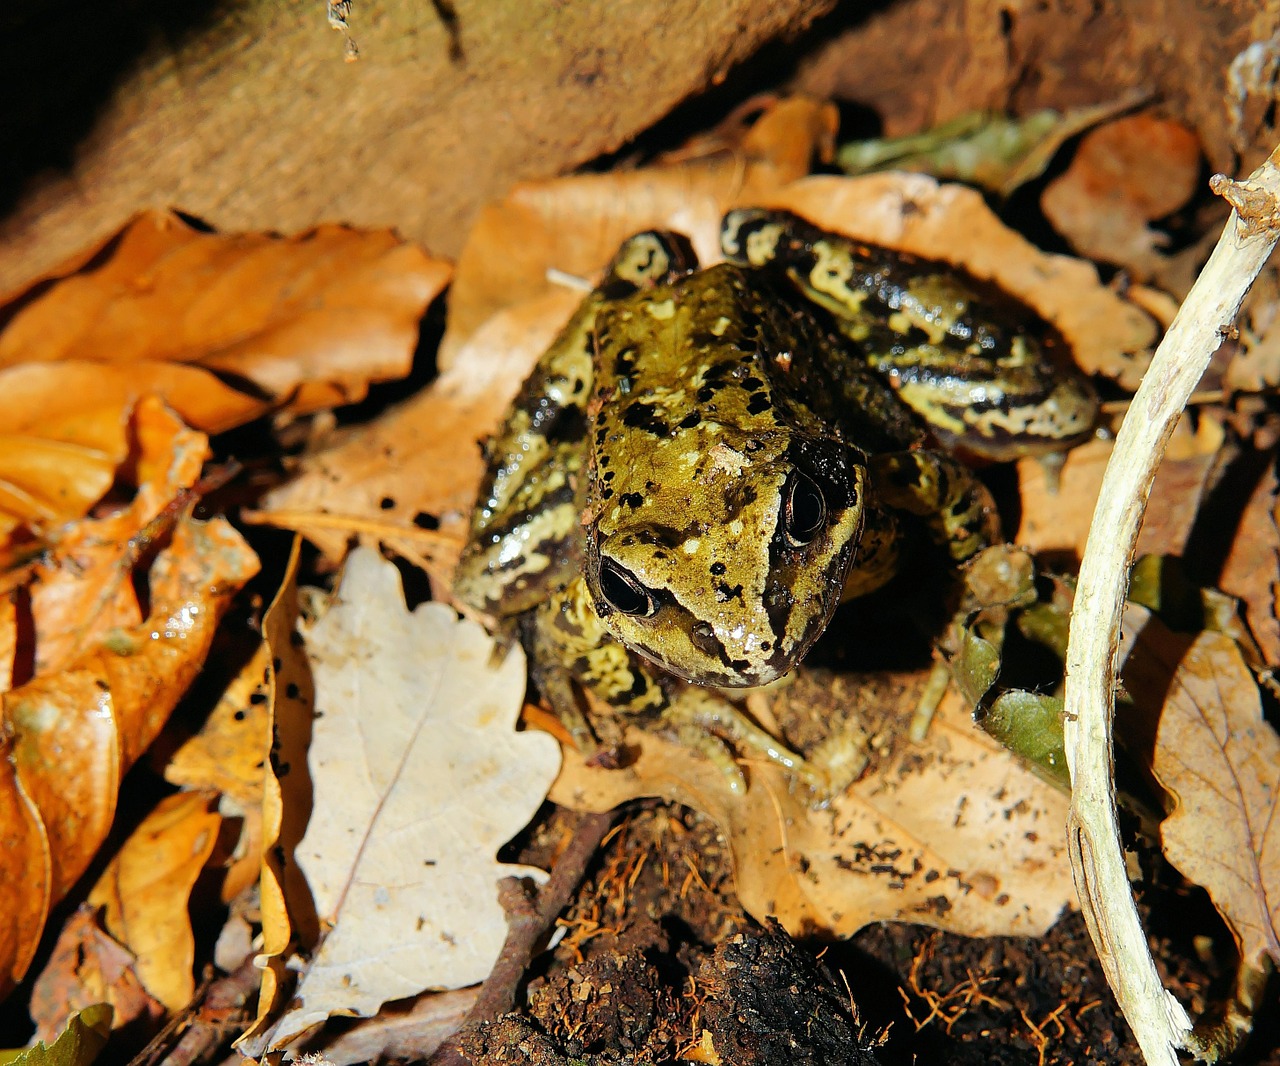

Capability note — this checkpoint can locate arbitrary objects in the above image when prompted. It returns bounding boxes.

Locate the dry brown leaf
[17,399,209,673]
[1153,631,1280,970]
[1015,415,1224,562]
[0,361,267,545]
[1218,458,1280,668]
[86,791,222,1011]
[28,905,165,1046]
[0,404,259,996]
[1042,114,1202,278]
[440,97,838,366]
[551,680,1073,939]
[0,211,450,410]
[0,213,447,544]
[239,538,316,1048]
[255,289,581,575]
[163,641,273,903]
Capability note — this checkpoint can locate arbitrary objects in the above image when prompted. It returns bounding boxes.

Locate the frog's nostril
[689,620,719,656]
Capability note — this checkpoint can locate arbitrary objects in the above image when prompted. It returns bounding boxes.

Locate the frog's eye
[598,558,657,616]
[782,470,826,545]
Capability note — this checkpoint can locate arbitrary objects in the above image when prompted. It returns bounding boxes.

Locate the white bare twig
[1062,148,1280,1065]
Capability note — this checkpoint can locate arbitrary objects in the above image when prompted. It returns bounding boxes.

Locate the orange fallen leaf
[0,211,450,410]
[0,402,259,997]
[87,791,223,1012]
[0,212,449,544]
[1041,113,1201,278]
[1153,631,1280,970]
[20,398,210,673]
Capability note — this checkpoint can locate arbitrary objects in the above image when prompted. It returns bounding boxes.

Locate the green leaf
[978,691,1069,791]
[0,1005,112,1066]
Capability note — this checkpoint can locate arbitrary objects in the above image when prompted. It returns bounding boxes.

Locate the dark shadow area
[1181,444,1276,590]
[582,0,895,172]
[0,0,232,218]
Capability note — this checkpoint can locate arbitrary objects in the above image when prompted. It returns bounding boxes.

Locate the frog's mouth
[627,636,798,690]
[595,576,841,690]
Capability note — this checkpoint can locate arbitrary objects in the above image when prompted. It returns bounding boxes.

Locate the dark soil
[446,800,1280,1065]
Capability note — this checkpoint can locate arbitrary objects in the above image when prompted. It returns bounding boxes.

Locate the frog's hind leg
[606,229,699,290]
[871,451,1001,562]
[455,230,703,616]
[722,207,1098,461]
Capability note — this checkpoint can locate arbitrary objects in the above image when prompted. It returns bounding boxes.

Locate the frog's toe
[666,718,749,796]
[663,687,850,801]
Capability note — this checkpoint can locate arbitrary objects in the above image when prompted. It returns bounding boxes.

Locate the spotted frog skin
[454,209,1096,792]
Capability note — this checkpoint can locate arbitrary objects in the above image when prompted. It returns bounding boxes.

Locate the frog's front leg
[871,450,1001,562]
[456,229,702,616]
[530,576,841,796]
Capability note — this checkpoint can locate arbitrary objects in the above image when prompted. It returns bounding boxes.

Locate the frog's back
[592,263,922,458]
[583,264,883,687]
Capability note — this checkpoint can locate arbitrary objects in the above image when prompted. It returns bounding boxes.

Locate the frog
[453,207,1097,795]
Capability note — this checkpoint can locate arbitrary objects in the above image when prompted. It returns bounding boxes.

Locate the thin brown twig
[127,956,260,1066]
[429,808,616,1064]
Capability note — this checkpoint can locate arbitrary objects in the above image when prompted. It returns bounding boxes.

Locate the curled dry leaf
[163,640,274,903]
[262,548,560,1050]
[86,791,223,1012]
[0,402,259,997]
[28,906,164,1046]
[0,213,448,542]
[238,539,315,1048]
[1041,114,1202,279]
[440,96,839,366]
[552,679,1073,940]
[1153,631,1280,970]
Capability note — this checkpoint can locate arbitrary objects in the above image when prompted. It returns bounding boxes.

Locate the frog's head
[583,429,868,688]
